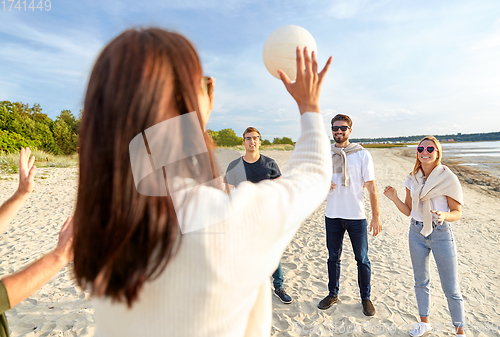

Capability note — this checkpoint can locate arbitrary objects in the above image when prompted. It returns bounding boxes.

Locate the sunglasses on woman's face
[332,125,350,132]
[417,146,437,154]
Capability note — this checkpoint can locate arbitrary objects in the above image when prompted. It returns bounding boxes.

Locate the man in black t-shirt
[225,127,292,304]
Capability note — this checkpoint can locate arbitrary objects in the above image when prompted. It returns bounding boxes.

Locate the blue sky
[1,0,499,141]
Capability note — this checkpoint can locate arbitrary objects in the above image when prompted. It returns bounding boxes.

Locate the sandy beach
[0,148,499,336]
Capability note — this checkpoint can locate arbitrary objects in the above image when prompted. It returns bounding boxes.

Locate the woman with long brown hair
[384,136,467,337]
[73,28,332,336]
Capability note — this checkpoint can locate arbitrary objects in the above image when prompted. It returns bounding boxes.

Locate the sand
[0,148,499,336]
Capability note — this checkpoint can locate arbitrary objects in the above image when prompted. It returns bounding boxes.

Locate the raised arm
[1,217,73,309]
[0,148,36,234]
[384,186,412,216]
[182,47,333,286]
[278,46,332,114]
[256,46,332,234]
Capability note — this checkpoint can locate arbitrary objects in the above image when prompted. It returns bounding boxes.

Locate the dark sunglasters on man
[244,136,260,141]
[416,146,437,154]
[332,126,350,131]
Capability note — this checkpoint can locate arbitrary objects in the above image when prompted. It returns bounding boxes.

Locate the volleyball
[262,25,318,81]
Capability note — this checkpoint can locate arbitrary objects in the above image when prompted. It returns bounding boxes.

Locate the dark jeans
[325,217,371,300]
[272,261,284,290]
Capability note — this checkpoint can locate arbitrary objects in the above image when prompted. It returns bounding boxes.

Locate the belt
[411,218,441,228]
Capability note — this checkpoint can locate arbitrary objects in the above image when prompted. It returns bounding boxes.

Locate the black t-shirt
[225,155,281,187]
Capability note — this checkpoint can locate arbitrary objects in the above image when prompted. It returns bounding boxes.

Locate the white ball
[262,25,318,81]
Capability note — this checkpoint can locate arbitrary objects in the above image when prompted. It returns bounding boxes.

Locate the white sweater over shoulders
[92,112,332,337]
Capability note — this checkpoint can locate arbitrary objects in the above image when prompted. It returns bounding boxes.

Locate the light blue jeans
[409,218,465,328]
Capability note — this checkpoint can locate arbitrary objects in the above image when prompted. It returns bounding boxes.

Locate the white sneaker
[409,322,432,337]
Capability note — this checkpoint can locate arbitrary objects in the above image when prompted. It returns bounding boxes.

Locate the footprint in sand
[282,262,297,270]
[312,281,327,291]
[308,251,321,258]
[295,270,310,278]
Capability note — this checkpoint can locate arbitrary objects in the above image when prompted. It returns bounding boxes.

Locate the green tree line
[1,102,297,153]
[0,101,80,155]
[207,128,294,147]
[351,132,500,144]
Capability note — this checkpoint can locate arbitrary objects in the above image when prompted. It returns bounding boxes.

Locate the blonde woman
[383,136,466,337]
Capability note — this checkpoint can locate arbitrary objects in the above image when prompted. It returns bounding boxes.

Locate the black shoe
[274,288,292,304]
[362,299,376,316]
[317,295,338,310]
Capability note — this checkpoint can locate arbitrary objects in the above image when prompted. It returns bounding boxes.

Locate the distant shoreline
[360,140,500,147]
[350,131,500,144]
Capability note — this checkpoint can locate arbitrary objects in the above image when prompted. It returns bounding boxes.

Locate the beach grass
[218,144,295,151]
[260,144,294,151]
[220,143,413,150]
[361,143,413,148]
[0,149,78,174]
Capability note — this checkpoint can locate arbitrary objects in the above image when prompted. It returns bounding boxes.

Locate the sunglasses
[331,125,350,132]
[244,136,260,141]
[417,146,437,154]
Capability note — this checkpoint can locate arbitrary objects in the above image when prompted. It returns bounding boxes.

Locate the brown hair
[73,28,217,307]
[331,114,352,128]
[243,127,261,139]
[412,136,443,176]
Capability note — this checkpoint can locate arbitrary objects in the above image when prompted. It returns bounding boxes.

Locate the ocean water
[441,141,500,158]
[409,141,500,178]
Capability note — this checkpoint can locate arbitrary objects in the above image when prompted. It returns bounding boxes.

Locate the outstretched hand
[383,186,398,201]
[17,147,36,196]
[277,46,332,114]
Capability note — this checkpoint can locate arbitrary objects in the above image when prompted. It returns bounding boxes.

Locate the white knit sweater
[92,113,332,337]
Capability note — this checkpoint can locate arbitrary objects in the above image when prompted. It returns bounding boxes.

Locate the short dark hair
[243,127,261,138]
[331,114,352,128]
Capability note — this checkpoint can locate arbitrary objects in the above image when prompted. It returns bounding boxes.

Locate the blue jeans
[325,217,371,300]
[272,261,283,290]
[409,218,465,328]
